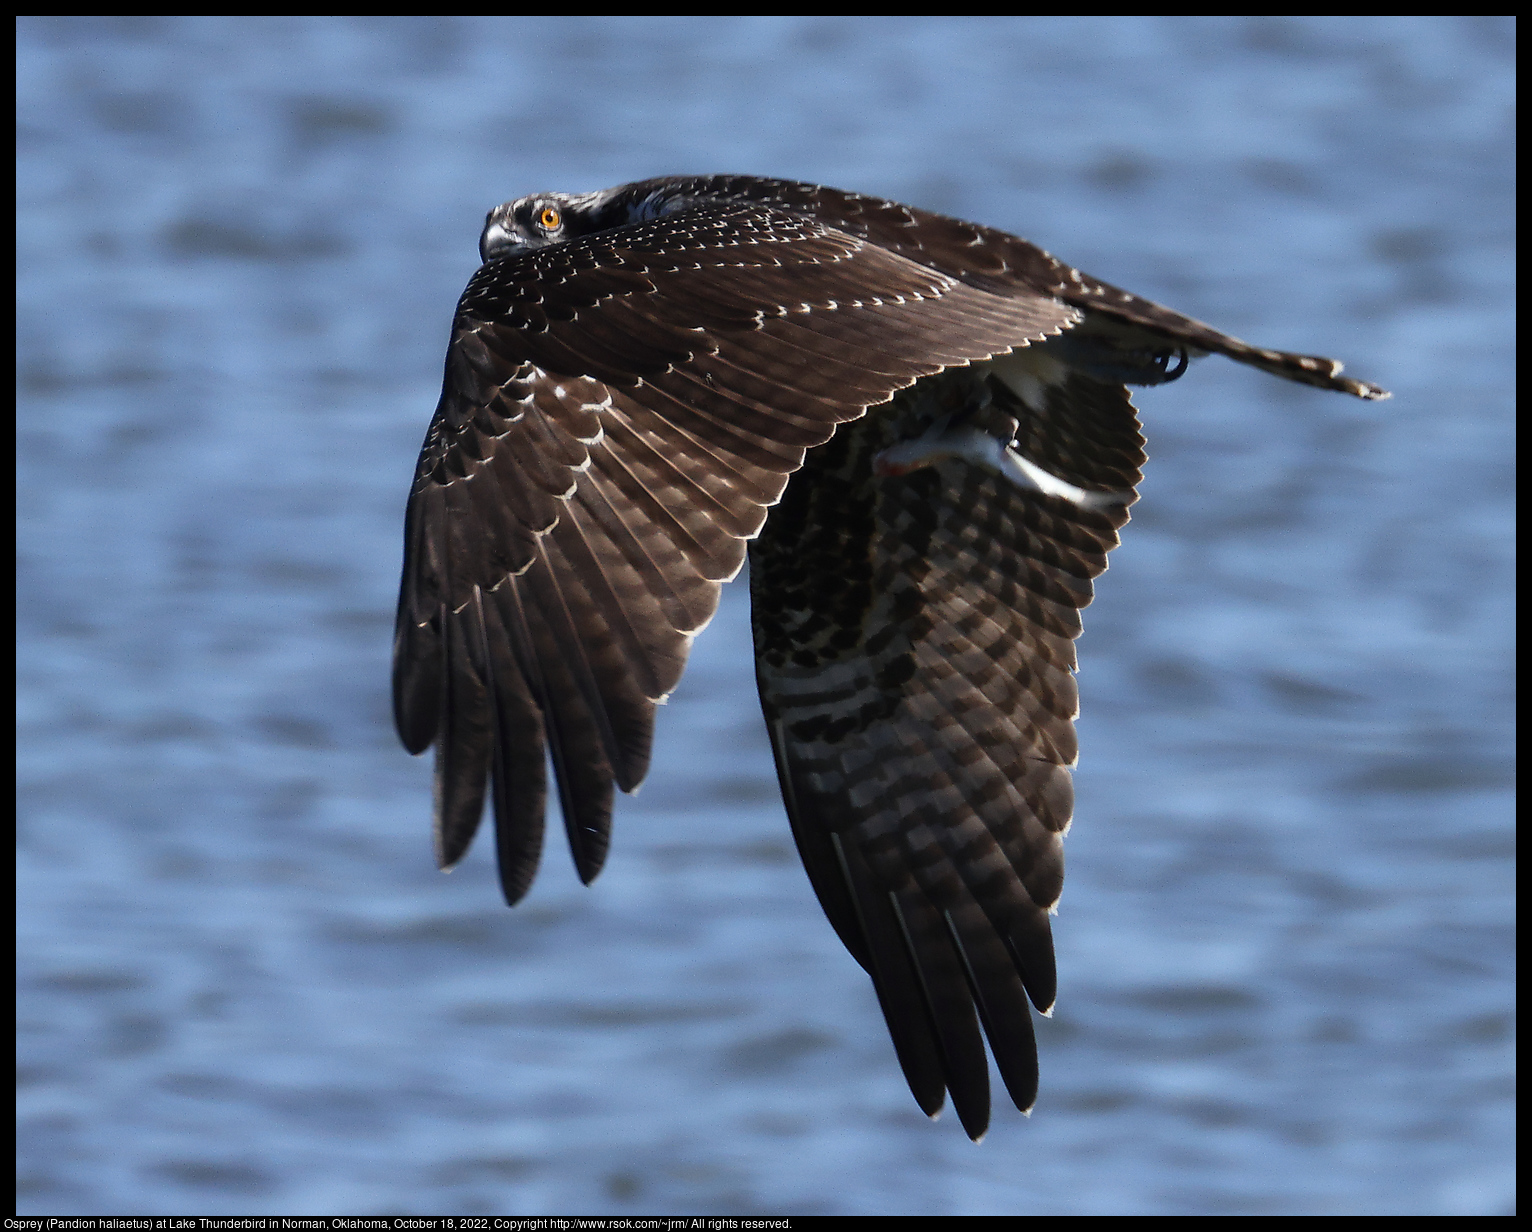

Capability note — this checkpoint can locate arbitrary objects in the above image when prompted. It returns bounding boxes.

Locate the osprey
[393,175,1387,1140]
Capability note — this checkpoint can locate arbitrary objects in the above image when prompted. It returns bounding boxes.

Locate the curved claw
[1154,346,1190,382]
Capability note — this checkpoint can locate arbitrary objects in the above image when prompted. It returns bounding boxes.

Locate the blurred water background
[16,16,1515,1217]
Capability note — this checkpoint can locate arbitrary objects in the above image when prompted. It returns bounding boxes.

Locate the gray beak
[479,219,521,263]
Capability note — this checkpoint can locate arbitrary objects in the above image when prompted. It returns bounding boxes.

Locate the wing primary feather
[431,591,494,870]
[1007,910,1058,1016]
[539,506,672,787]
[885,885,992,1142]
[393,611,442,756]
[471,587,550,905]
[763,715,871,970]
[502,548,619,884]
[827,832,949,1120]
[393,499,444,755]
[942,908,1040,1116]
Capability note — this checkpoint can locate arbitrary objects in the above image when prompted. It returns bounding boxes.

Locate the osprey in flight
[393,175,1387,1140]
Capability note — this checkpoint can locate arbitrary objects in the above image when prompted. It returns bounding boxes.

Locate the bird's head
[479,194,579,262]
[479,180,705,264]
[479,186,657,263]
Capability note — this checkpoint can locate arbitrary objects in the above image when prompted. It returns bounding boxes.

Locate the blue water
[16,16,1514,1217]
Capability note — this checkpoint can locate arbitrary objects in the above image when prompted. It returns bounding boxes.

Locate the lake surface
[16,16,1515,1217]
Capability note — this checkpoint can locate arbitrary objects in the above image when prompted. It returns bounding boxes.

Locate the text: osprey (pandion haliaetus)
[393,175,1388,1140]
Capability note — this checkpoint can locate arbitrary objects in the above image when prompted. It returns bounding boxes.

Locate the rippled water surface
[17,16,1515,1217]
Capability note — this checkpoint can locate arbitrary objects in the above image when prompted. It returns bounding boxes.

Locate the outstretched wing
[396,175,1389,1134]
[667,175,1391,401]
[394,199,1080,901]
[750,358,1143,1140]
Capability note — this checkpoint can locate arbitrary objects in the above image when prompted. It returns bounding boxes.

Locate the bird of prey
[393,175,1387,1141]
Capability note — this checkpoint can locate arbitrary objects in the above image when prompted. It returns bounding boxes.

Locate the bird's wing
[750,356,1142,1140]
[675,176,1390,400]
[394,200,1081,900]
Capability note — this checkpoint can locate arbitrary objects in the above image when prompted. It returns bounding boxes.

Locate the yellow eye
[538,206,562,231]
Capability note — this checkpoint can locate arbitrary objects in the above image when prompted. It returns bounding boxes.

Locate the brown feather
[393,175,1388,1132]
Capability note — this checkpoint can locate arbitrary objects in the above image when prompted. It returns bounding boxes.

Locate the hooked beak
[479,219,523,263]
